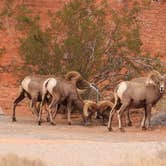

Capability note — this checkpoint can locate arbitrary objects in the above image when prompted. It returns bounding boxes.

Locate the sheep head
[83,100,97,125]
[65,71,90,89]
[65,71,100,101]
[146,70,165,93]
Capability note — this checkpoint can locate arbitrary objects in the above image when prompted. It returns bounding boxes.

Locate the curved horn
[65,71,81,81]
[146,70,161,85]
[77,88,87,95]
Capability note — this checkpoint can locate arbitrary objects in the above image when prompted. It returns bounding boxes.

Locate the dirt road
[0,116,166,166]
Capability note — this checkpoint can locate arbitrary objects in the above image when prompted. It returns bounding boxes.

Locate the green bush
[19,0,106,78]
[18,0,164,79]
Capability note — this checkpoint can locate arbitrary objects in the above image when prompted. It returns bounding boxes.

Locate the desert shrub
[114,148,166,166]
[18,0,164,79]
[0,154,45,166]
[0,47,6,56]
[0,0,15,17]
[15,5,38,31]
[104,1,164,79]
[19,0,106,78]
[19,24,54,74]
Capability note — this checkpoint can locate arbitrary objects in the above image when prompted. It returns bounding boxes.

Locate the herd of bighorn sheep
[12,70,166,132]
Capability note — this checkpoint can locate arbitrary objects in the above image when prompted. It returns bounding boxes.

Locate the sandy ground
[0,115,166,166]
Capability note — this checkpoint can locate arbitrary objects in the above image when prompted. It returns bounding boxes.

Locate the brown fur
[38,78,84,125]
[108,71,165,132]
[83,100,97,125]
[97,101,114,125]
[12,71,87,123]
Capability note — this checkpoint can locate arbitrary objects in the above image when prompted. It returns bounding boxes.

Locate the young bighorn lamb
[38,77,84,125]
[107,71,165,132]
[12,71,90,122]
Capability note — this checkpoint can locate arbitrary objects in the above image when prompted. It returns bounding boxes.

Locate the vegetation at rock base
[0,154,45,166]
[1,0,165,81]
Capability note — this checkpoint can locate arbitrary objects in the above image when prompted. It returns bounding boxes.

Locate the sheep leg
[52,104,58,119]
[38,94,47,125]
[107,105,117,131]
[102,115,108,126]
[29,98,39,118]
[12,91,25,122]
[47,98,59,125]
[126,108,132,126]
[42,104,50,122]
[146,104,152,129]
[117,102,130,132]
[141,106,148,130]
[108,93,122,131]
[52,104,61,119]
[67,102,72,125]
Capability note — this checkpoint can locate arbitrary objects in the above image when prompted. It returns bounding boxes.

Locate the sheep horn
[146,70,161,85]
[77,88,87,95]
[65,71,82,81]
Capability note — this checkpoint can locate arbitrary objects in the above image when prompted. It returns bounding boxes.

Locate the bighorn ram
[12,71,95,122]
[83,100,97,125]
[83,100,114,125]
[107,70,166,132]
[38,77,84,125]
[12,75,51,122]
[97,100,114,125]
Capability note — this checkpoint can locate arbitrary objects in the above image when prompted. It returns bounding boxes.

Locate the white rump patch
[117,82,127,99]
[21,77,31,92]
[43,78,57,94]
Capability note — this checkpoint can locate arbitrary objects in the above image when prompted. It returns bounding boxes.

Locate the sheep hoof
[12,117,16,122]
[68,122,72,125]
[46,117,50,122]
[38,121,41,126]
[50,122,55,125]
[141,126,147,130]
[127,122,132,127]
[119,128,125,132]
[108,127,113,132]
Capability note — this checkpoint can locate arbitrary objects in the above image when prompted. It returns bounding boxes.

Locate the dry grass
[114,148,166,166]
[0,154,45,166]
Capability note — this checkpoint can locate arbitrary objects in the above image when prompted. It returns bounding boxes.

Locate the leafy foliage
[15,5,34,31]
[18,0,164,79]
[19,0,107,77]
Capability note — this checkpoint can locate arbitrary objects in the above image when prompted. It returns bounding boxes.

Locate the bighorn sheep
[97,100,114,125]
[38,77,84,125]
[83,100,114,126]
[83,100,97,125]
[107,70,166,132]
[12,75,51,122]
[12,71,94,122]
